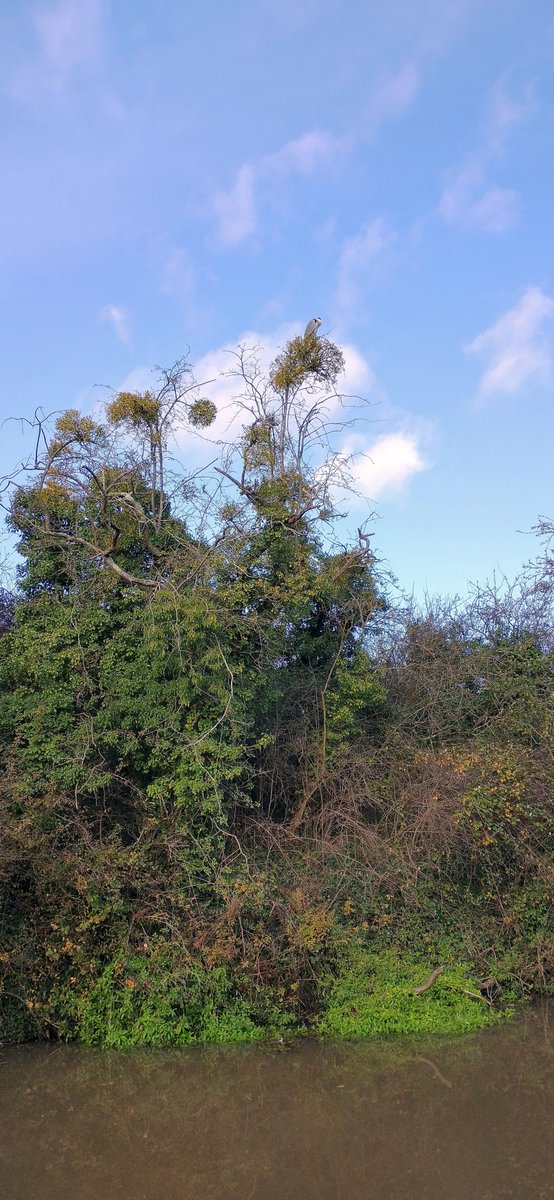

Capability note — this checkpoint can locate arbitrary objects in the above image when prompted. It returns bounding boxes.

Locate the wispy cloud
[161,248,197,301]
[213,165,257,248]
[266,129,343,175]
[211,63,420,250]
[439,163,518,233]
[335,218,392,312]
[465,286,554,397]
[438,79,534,234]
[10,0,104,97]
[367,64,421,127]
[212,130,344,248]
[100,304,130,344]
[37,0,103,73]
[485,78,536,154]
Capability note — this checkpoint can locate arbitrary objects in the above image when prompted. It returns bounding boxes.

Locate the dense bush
[0,337,552,1045]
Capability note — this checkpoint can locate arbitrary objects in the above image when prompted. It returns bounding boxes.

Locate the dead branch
[413,964,445,994]
[457,986,493,1006]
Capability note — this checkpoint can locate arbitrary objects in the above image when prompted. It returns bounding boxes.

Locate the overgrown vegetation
[0,331,552,1045]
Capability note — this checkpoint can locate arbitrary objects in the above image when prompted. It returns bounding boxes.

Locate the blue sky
[1,0,553,597]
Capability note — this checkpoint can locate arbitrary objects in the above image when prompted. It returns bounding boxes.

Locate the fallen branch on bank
[413,965,495,1006]
[456,986,493,1006]
[413,965,445,994]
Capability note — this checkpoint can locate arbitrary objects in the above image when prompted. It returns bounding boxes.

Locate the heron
[304,316,322,338]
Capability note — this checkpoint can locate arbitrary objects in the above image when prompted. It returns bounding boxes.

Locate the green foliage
[270,335,344,392]
[48,954,288,1048]
[455,744,553,869]
[53,408,103,444]
[107,390,161,427]
[0,587,256,878]
[188,398,217,427]
[318,949,504,1038]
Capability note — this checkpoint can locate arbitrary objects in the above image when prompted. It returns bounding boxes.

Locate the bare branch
[413,965,445,994]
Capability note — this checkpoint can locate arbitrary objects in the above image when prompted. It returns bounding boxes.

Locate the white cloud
[161,248,196,298]
[211,65,419,251]
[10,0,104,97]
[439,162,518,233]
[160,248,199,325]
[485,79,536,154]
[465,286,554,397]
[212,129,344,248]
[339,342,376,395]
[368,64,421,126]
[438,78,534,235]
[213,165,257,248]
[36,0,103,73]
[100,304,130,344]
[266,129,344,176]
[336,218,392,311]
[345,432,428,499]
[114,366,153,397]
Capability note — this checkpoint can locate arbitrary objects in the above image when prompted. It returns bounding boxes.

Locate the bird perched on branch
[304,316,322,338]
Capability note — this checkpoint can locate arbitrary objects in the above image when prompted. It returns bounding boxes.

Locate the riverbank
[2,942,519,1049]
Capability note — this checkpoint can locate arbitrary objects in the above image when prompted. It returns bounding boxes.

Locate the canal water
[1,1004,552,1200]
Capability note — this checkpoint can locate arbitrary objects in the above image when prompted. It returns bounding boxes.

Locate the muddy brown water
[1,1005,552,1200]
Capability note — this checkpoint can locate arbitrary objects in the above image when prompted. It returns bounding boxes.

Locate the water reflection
[1,1004,552,1200]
